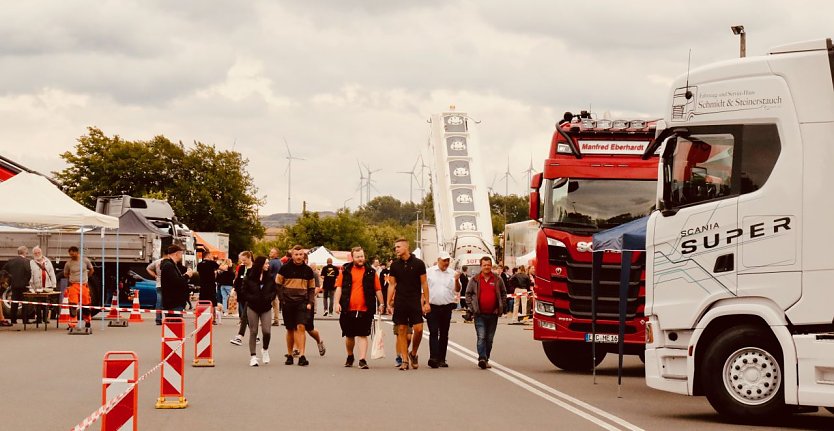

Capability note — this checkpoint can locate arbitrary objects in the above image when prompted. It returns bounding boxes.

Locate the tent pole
[100,228,105,329]
[79,227,84,325]
[617,250,632,398]
[591,251,602,385]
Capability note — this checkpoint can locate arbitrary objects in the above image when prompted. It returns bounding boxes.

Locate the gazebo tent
[306,246,347,266]
[590,216,649,394]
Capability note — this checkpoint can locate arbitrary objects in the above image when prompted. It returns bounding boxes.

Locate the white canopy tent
[515,250,537,268]
[306,246,347,266]
[0,172,119,332]
[0,172,119,229]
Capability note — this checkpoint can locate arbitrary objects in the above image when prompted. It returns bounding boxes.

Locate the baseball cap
[438,251,451,260]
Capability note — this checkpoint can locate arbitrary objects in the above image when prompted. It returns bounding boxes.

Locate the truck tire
[701,324,786,422]
[542,341,605,372]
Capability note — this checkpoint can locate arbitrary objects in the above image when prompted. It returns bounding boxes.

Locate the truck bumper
[645,347,690,395]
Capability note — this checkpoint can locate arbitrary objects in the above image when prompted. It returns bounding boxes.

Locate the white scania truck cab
[645,39,834,422]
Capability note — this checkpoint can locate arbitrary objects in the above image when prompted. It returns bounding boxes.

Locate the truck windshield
[542,179,656,233]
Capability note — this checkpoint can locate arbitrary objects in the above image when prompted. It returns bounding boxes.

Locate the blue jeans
[155,287,163,324]
[474,314,499,361]
[219,285,233,311]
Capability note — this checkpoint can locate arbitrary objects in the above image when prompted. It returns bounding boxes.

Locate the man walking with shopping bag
[426,251,461,368]
[334,247,384,369]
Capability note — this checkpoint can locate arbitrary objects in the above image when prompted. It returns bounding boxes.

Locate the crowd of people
[217,238,521,370]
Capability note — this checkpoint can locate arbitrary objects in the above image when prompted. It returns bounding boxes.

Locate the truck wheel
[701,325,786,422]
[542,341,605,372]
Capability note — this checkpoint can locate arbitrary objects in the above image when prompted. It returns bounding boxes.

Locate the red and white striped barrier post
[193,300,214,367]
[155,317,188,409]
[101,351,138,431]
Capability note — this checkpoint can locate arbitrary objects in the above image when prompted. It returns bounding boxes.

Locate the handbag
[371,314,385,360]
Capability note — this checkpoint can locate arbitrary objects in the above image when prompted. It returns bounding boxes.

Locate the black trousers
[10,288,24,322]
[426,303,455,362]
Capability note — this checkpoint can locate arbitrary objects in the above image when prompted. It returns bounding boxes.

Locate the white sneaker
[230,336,243,346]
[262,350,271,364]
[256,337,261,344]
[249,356,259,367]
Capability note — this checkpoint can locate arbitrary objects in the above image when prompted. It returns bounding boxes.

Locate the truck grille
[552,253,644,320]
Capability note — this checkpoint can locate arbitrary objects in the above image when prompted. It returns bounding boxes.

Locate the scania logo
[576,242,592,253]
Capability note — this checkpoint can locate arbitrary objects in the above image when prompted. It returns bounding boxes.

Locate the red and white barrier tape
[70,325,200,431]
[2,299,200,316]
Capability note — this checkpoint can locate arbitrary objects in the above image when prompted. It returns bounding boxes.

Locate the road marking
[382,320,644,431]
[446,339,645,431]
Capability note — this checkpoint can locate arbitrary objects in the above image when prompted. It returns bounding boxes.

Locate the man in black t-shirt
[387,238,428,370]
[320,258,339,316]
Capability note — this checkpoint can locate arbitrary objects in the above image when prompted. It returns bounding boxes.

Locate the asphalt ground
[2,303,834,430]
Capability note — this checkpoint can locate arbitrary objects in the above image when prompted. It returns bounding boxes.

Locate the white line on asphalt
[446,339,645,431]
[382,320,643,431]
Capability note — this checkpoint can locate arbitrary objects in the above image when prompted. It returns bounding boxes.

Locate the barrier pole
[193,300,215,367]
[156,317,188,409]
[101,351,138,431]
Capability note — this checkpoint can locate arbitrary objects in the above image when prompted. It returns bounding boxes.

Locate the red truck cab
[529,112,659,371]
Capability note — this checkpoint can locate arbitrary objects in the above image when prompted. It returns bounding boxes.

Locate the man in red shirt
[334,247,384,369]
[465,256,507,369]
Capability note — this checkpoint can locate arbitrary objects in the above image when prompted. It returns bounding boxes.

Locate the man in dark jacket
[196,253,219,306]
[465,256,507,369]
[2,246,31,324]
[160,245,193,317]
[333,247,384,369]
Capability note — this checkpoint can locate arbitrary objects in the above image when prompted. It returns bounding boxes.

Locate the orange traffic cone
[129,290,143,323]
[105,292,120,319]
[58,294,73,326]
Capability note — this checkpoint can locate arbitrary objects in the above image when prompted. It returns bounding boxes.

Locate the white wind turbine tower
[498,157,517,196]
[362,162,382,204]
[521,156,537,194]
[356,161,367,206]
[284,138,305,213]
[397,156,421,203]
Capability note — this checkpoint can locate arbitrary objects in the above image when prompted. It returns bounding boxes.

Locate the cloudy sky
[1,0,831,215]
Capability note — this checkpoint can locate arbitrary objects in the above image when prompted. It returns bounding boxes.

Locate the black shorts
[282,300,309,329]
[393,300,423,326]
[339,310,373,337]
[305,309,315,330]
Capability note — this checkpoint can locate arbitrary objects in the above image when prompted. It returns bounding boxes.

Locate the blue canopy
[589,215,650,393]
[591,216,648,252]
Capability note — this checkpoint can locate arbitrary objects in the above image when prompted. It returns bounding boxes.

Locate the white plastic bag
[371,314,385,359]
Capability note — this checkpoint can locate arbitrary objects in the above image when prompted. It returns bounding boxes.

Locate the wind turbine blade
[284,137,292,157]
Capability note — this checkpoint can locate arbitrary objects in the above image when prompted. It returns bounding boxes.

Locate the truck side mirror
[529,173,543,220]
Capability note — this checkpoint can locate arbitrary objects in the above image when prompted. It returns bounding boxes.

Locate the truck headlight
[535,300,555,316]
[547,237,566,248]
[538,320,556,330]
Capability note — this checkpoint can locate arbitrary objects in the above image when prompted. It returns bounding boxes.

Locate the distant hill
[260,211,336,228]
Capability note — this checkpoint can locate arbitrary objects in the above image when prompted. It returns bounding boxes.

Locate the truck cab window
[740,124,781,194]
[666,133,735,207]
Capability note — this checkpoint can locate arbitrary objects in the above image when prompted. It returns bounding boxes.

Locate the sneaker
[427,358,439,369]
[284,354,294,365]
[318,341,326,356]
[230,336,243,346]
[478,359,487,369]
[358,359,369,369]
[256,337,261,344]
[262,350,271,364]
[249,356,259,367]
[345,355,355,367]
[439,361,449,368]
[486,361,492,369]
[292,349,300,357]
[298,355,309,366]
[409,352,419,369]
[394,356,403,367]
[323,311,329,317]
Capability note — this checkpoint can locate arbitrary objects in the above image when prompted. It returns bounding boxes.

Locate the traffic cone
[105,292,120,319]
[58,294,72,326]
[129,290,143,323]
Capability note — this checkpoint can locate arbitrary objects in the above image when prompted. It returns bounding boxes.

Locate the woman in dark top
[243,256,277,366]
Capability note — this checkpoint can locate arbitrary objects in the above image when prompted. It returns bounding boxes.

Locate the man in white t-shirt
[425,251,461,368]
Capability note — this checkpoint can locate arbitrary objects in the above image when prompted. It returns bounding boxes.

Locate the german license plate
[585,333,618,343]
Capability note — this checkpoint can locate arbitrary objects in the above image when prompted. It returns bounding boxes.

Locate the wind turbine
[284,138,305,213]
[498,157,517,196]
[362,162,382,203]
[397,156,421,203]
[356,161,367,206]
[486,173,498,195]
[521,156,537,194]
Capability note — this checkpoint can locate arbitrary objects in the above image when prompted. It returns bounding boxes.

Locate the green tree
[56,127,264,255]
[489,193,530,235]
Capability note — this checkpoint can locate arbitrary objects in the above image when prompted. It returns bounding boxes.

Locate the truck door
[651,128,740,329]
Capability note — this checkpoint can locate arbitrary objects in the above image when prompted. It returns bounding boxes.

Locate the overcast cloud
[1,0,831,215]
